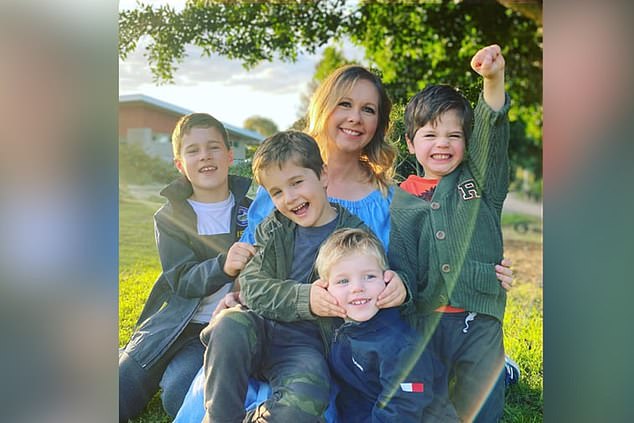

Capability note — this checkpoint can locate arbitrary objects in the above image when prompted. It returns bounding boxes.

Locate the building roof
[119,93,265,142]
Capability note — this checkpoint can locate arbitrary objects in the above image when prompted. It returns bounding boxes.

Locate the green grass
[503,285,543,421]
[501,212,541,227]
[120,192,543,422]
[119,187,162,346]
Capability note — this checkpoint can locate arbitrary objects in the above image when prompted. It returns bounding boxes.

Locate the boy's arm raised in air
[468,44,511,210]
[471,44,506,112]
[469,46,516,291]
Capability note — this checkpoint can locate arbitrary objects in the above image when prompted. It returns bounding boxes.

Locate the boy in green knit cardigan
[400,44,512,422]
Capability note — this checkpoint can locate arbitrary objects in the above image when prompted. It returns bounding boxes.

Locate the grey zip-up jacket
[123,175,251,368]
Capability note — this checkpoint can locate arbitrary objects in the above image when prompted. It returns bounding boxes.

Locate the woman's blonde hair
[304,65,396,195]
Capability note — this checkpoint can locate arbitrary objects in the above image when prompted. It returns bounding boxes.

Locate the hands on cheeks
[496,257,514,291]
[223,242,257,277]
[376,270,406,308]
[309,279,347,319]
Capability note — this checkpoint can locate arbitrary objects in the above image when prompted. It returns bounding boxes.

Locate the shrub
[119,143,180,184]
[229,159,253,179]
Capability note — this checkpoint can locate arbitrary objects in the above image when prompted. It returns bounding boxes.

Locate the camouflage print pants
[201,308,329,423]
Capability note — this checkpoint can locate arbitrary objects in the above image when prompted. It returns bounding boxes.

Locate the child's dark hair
[404,85,474,143]
[252,130,324,185]
[172,113,231,158]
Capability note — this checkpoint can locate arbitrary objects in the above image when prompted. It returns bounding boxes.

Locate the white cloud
[120,41,317,91]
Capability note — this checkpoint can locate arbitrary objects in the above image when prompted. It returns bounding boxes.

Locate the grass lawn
[119,187,543,422]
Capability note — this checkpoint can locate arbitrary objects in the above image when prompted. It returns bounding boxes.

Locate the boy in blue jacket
[314,227,458,423]
[119,113,255,421]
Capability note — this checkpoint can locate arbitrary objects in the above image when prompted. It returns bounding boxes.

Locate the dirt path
[505,238,542,287]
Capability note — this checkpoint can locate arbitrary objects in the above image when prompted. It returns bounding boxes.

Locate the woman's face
[326,79,380,158]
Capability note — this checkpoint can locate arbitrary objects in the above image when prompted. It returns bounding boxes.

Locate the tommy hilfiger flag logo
[400,382,424,392]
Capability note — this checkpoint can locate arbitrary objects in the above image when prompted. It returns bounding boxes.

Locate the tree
[119,1,351,83]
[120,0,542,183]
[243,115,278,137]
[348,1,542,181]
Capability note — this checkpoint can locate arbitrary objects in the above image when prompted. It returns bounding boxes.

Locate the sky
[118,0,365,130]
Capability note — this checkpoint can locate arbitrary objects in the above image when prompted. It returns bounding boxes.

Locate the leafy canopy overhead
[119,1,351,82]
[120,0,542,181]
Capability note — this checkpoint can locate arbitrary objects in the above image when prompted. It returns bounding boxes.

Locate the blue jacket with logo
[328,308,447,423]
[122,175,251,369]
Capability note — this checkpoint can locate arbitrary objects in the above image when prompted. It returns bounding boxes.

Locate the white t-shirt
[187,193,235,235]
[187,193,235,323]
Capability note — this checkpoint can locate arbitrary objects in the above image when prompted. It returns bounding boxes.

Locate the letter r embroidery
[458,179,480,200]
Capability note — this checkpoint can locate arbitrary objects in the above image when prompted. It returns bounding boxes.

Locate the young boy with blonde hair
[315,227,458,423]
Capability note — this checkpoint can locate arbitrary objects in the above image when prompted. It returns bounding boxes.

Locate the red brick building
[119,94,263,163]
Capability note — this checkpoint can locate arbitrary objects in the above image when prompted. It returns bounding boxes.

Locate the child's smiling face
[407,109,466,180]
[175,126,233,202]
[326,253,386,322]
[260,160,335,228]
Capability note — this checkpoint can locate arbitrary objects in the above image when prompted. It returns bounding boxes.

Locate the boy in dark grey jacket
[119,113,254,421]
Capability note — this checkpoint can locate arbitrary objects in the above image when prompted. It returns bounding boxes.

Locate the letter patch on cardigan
[458,179,480,200]
[400,382,424,393]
